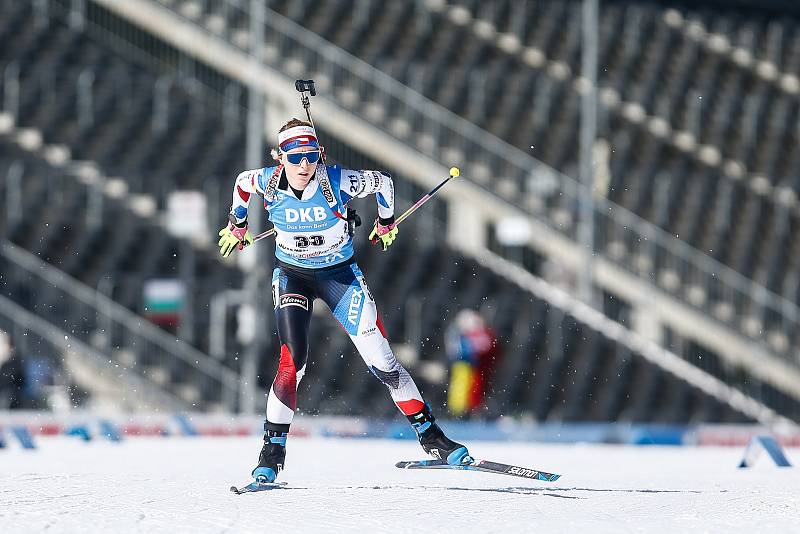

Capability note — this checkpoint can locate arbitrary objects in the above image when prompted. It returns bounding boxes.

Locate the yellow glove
[217,223,253,257]
[369,219,398,251]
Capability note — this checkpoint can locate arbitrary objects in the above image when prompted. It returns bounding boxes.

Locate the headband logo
[278,125,318,150]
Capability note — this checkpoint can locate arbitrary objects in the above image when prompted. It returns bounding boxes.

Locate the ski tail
[396,458,560,482]
[396,459,452,469]
[230,480,288,494]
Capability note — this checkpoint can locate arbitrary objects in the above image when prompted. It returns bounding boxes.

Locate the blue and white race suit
[231,165,394,268]
[229,165,425,431]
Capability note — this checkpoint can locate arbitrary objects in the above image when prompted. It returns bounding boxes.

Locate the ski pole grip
[295,79,316,96]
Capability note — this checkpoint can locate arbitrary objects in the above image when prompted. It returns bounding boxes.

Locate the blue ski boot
[408,406,471,465]
[252,428,287,483]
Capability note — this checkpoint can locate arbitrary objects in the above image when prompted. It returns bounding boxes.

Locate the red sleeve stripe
[237,185,251,202]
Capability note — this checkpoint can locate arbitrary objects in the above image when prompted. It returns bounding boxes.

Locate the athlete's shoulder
[234,166,273,191]
[258,165,280,188]
[324,165,343,185]
[256,165,285,201]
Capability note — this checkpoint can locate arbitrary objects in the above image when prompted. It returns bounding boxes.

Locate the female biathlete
[218,119,469,483]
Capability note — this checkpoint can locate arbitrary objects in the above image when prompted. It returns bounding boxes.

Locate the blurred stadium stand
[260,0,800,306]
[0,0,798,424]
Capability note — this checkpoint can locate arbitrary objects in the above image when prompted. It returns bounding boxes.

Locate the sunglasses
[285,150,321,165]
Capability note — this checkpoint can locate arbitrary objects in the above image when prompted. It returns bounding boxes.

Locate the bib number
[294,235,325,248]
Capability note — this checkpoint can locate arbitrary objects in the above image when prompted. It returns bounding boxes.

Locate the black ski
[396,458,560,482]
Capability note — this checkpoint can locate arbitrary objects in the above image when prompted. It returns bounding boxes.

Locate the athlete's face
[281,147,320,190]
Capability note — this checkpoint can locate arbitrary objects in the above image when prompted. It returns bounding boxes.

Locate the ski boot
[408,405,471,465]
[252,428,287,483]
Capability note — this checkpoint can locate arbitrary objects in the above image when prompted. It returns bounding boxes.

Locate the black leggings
[265,259,425,430]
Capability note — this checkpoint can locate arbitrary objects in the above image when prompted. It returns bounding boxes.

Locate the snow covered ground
[1,436,798,533]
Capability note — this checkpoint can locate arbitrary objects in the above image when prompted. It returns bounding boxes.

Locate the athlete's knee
[369,364,402,389]
[369,354,411,392]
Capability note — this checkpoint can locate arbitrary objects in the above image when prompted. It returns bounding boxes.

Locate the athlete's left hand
[369,218,398,251]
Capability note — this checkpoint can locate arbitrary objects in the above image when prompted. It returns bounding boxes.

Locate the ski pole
[233,227,273,250]
[395,166,460,226]
[250,227,276,244]
[370,166,460,244]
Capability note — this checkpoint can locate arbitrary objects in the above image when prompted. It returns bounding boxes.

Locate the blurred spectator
[444,310,500,417]
[24,356,55,409]
[0,330,28,409]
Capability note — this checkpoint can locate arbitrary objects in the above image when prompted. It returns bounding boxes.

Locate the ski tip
[230,486,240,494]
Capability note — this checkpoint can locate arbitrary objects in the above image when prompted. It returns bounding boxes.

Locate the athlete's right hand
[217,223,253,257]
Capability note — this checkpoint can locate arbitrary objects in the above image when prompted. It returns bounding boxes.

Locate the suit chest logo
[284,206,327,222]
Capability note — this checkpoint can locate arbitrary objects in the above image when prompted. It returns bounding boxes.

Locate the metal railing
[0,241,240,410]
[472,246,798,428]
[0,292,185,411]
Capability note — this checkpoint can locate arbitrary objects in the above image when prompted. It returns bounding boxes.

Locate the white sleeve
[341,169,395,221]
[229,168,264,225]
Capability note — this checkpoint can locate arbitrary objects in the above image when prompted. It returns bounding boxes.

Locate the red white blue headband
[278,125,319,152]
